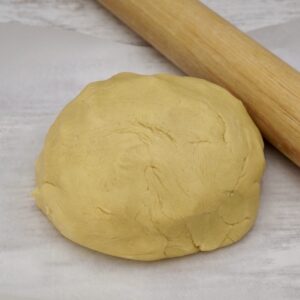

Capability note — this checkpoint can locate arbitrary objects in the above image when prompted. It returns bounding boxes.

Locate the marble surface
[1,0,300,43]
[0,1,300,300]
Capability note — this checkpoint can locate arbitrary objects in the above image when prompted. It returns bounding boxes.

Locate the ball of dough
[34,73,265,261]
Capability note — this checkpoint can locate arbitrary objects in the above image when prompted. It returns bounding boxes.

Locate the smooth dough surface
[34,73,265,261]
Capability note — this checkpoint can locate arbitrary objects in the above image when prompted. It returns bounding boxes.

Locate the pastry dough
[33,73,265,261]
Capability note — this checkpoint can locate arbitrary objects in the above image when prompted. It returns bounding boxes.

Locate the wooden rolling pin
[98,0,300,167]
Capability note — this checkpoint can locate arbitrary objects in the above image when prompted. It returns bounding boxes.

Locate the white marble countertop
[0,1,300,300]
[1,0,300,43]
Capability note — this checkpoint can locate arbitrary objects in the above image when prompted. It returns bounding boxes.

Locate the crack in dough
[217,114,228,143]
[137,121,175,142]
[232,155,248,191]
[33,73,265,261]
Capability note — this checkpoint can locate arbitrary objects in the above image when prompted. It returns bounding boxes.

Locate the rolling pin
[98,0,300,167]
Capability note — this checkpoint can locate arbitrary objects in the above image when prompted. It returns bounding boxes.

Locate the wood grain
[97,0,300,166]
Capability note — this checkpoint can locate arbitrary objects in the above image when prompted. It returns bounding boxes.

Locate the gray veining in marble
[0,0,300,43]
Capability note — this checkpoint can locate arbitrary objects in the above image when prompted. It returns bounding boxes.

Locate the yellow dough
[34,73,265,261]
